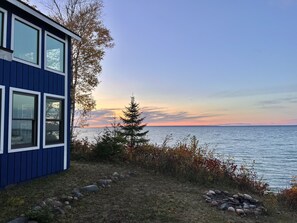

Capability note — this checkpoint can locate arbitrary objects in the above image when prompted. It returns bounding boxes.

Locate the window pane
[46,35,65,72]
[0,12,3,47]
[46,97,63,145]
[46,121,62,144]
[0,89,2,147]
[46,98,62,119]
[11,120,33,146]
[14,19,39,64]
[13,93,35,119]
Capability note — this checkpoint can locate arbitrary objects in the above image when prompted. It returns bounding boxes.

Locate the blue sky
[33,0,297,126]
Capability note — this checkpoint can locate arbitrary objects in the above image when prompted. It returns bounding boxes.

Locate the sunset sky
[33,0,297,127]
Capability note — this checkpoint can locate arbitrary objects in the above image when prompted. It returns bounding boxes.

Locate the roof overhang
[6,0,81,41]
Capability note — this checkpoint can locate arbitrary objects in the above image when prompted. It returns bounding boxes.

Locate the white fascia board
[6,0,81,41]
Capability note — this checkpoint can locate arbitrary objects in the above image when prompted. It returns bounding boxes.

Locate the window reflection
[14,19,39,64]
[46,35,65,72]
[45,97,64,145]
[12,92,37,148]
[0,11,3,47]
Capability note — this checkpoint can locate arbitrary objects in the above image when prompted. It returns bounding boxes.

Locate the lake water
[75,126,297,191]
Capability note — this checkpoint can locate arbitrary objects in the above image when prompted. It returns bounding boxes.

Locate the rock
[233,194,239,199]
[243,194,253,200]
[206,190,216,196]
[243,202,249,209]
[244,208,251,214]
[113,172,119,177]
[65,201,70,205]
[72,188,84,198]
[223,191,230,196]
[52,200,63,208]
[211,201,218,206]
[205,199,211,203]
[202,195,211,200]
[81,184,100,192]
[73,197,79,201]
[67,196,74,200]
[236,208,245,215]
[215,190,221,194]
[219,203,229,210]
[119,174,126,180]
[249,204,256,209]
[7,217,28,223]
[39,201,47,207]
[54,207,65,215]
[227,207,235,212]
[98,179,112,187]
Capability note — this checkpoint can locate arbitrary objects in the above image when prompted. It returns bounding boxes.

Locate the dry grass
[0,161,296,223]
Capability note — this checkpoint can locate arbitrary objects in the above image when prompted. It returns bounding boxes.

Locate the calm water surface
[76,126,297,191]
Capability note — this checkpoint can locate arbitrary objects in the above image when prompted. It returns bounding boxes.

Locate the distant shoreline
[75,125,297,129]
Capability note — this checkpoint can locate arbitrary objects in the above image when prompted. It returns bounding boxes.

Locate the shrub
[92,127,125,160]
[125,135,268,194]
[70,137,93,161]
[279,176,297,209]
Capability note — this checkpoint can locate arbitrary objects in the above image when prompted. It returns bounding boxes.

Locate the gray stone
[227,207,235,212]
[81,184,99,192]
[219,203,229,210]
[72,188,84,198]
[243,202,249,209]
[206,190,216,196]
[52,200,63,208]
[98,179,112,187]
[67,196,74,200]
[64,201,70,205]
[243,208,251,214]
[113,172,119,177]
[249,204,256,209]
[202,195,211,200]
[244,194,253,200]
[232,194,239,199]
[214,190,221,194]
[7,217,28,223]
[73,197,79,201]
[54,207,65,215]
[211,201,218,206]
[236,208,245,215]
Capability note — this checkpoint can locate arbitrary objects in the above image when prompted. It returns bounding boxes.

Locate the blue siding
[0,1,72,188]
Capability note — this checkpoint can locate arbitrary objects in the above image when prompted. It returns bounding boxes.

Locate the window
[0,8,7,48]
[0,11,3,47]
[12,16,41,66]
[46,33,65,73]
[0,86,4,154]
[45,96,64,145]
[11,91,38,149]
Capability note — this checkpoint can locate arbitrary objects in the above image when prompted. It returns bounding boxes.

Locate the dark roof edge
[7,0,81,41]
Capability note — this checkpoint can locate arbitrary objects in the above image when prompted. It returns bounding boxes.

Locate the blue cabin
[0,0,80,188]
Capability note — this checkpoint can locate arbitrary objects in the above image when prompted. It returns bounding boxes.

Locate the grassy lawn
[0,161,296,223]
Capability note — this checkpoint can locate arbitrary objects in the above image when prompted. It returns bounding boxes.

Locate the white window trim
[44,31,67,75]
[63,36,69,170]
[11,14,42,68]
[0,7,8,48]
[0,85,5,154]
[43,93,65,149]
[8,87,41,153]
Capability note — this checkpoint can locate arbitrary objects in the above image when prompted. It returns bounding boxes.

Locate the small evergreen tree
[120,96,149,148]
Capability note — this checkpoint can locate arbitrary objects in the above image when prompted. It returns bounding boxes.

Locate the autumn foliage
[279,177,297,209]
[125,136,268,194]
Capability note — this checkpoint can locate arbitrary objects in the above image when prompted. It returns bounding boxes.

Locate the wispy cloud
[84,107,223,127]
[257,95,297,109]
